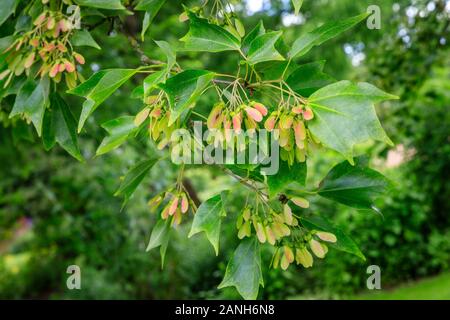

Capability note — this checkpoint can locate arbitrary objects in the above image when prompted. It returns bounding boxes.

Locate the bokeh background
[0,0,449,299]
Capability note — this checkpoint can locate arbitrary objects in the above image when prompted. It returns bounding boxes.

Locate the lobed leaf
[318,157,392,211]
[180,12,241,52]
[266,160,307,198]
[307,80,398,163]
[247,31,285,65]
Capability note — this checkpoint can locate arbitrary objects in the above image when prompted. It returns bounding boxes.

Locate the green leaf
[96,116,138,156]
[74,0,125,10]
[180,12,241,52]
[159,69,215,125]
[49,93,83,161]
[143,70,166,98]
[292,0,303,15]
[286,60,335,96]
[300,216,366,260]
[10,77,50,137]
[67,69,138,132]
[218,237,264,300]
[155,40,176,71]
[146,219,171,268]
[241,21,265,54]
[318,157,391,210]
[71,29,101,50]
[188,191,228,256]
[266,160,307,198]
[289,13,369,58]
[307,81,397,163]
[247,31,285,65]
[0,0,20,27]
[114,158,159,203]
[136,0,166,41]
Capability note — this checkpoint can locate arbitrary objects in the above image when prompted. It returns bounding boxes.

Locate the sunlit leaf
[307,81,397,163]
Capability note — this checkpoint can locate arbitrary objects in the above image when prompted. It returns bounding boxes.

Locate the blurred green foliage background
[0,0,449,299]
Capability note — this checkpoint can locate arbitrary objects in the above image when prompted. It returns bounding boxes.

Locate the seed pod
[64,60,76,73]
[272,248,281,269]
[279,129,290,148]
[303,107,314,121]
[0,70,11,81]
[168,196,179,216]
[157,137,169,150]
[265,225,276,245]
[207,104,223,129]
[34,12,47,26]
[148,194,163,210]
[284,246,294,263]
[24,53,36,69]
[238,220,251,239]
[292,105,303,114]
[57,42,67,52]
[315,231,337,243]
[235,19,246,37]
[43,42,54,52]
[59,19,69,32]
[244,117,257,133]
[292,217,298,226]
[73,52,85,65]
[296,247,313,268]
[291,197,309,208]
[242,207,251,221]
[280,254,290,270]
[179,12,189,22]
[264,115,276,132]
[29,38,40,47]
[279,223,291,236]
[181,193,189,213]
[150,107,162,118]
[321,243,328,255]
[293,119,306,141]
[172,209,182,226]
[280,114,293,129]
[161,204,171,220]
[232,112,242,133]
[47,17,56,30]
[236,214,243,229]
[245,107,263,122]
[256,222,266,243]
[134,108,150,126]
[251,102,268,116]
[58,63,66,72]
[283,204,293,225]
[49,63,60,78]
[295,147,306,162]
[310,239,326,258]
